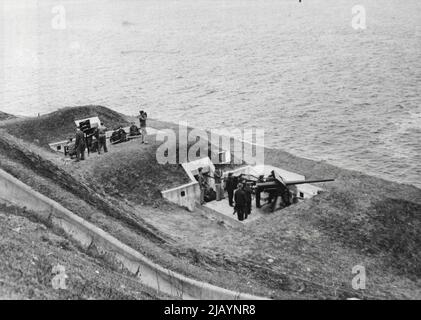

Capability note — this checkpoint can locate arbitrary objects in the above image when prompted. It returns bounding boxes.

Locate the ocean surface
[1,0,420,187]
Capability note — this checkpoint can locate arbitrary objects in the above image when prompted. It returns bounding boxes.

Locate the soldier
[214,167,224,201]
[243,181,253,218]
[85,130,96,155]
[129,122,140,136]
[255,175,265,208]
[75,126,86,162]
[197,167,207,205]
[118,126,127,142]
[225,172,236,207]
[234,183,247,221]
[138,110,148,144]
[97,122,108,154]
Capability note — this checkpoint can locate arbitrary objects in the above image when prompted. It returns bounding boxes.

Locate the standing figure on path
[197,167,207,205]
[75,126,86,162]
[234,183,247,221]
[214,167,224,201]
[225,172,236,207]
[97,122,108,154]
[138,110,148,144]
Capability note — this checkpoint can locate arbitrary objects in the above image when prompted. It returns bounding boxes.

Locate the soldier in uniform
[234,183,247,221]
[75,126,86,162]
[225,172,236,207]
[97,122,108,154]
[214,167,224,201]
[243,181,253,218]
[129,122,140,136]
[138,110,148,144]
[197,167,207,205]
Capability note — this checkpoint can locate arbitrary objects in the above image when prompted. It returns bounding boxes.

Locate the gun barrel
[255,181,278,188]
[285,178,335,186]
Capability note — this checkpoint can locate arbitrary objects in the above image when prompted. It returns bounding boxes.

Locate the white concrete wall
[161,181,200,212]
[0,168,267,300]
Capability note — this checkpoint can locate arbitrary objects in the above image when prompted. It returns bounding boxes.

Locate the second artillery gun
[239,170,335,212]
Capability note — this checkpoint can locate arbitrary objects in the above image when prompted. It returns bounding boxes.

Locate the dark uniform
[234,187,247,221]
[129,124,140,136]
[225,174,236,207]
[243,183,252,218]
[197,170,206,205]
[214,168,224,201]
[138,111,147,144]
[75,129,86,161]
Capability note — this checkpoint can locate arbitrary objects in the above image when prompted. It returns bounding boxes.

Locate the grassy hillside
[2,105,130,147]
[1,106,420,299]
[0,111,15,121]
[74,137,191,206]
[0,204,168,300]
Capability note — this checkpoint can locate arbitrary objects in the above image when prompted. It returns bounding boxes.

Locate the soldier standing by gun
[75,126,86,162]
[234,183,247,221]
[97,122,108,154]
[225,173,236,207]
[197,167,207,205]
[243,181,253,218]
[214,167,224,201]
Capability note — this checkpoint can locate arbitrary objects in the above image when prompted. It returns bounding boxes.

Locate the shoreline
[143,116,420,192]
[0,105,420,299]
[3,109,418,190]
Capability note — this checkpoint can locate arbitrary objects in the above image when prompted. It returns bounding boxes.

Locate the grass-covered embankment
[2,106,130,147]
[0,105,420,299]
[0,111,15,121]
[0,204,169,300]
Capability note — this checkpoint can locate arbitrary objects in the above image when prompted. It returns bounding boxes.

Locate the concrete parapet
[161,181,200,212]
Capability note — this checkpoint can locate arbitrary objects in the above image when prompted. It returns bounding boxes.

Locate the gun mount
[235,170,335,212]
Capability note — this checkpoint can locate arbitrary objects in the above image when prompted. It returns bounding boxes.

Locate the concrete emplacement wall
[161,157,217,212]
[161,181,201,212]
[0,169,268,300]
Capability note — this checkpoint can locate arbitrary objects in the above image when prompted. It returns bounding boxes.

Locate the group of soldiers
[70,110,148,162]
[196,168,253,222]
[73,122,108,162]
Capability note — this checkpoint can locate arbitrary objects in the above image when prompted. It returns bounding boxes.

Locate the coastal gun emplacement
[251,171,334,212]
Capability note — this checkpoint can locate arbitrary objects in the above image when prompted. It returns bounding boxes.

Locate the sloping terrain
[0,132,272,298]
[0,204,169,300]
[0,111,15,121]
[78,138,191,206]
[263,148,421,281]
[0,106,420,300]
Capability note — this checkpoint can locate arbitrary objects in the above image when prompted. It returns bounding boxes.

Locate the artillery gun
[238,170,334,212]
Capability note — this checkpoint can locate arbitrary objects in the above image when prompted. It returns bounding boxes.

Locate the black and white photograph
[0,0,420,306]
